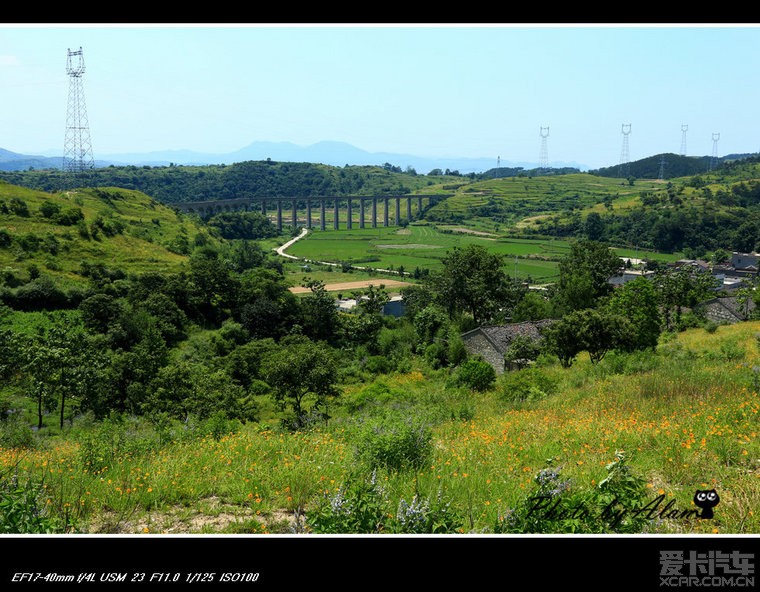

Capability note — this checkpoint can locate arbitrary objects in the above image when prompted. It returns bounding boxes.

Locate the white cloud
[0,55,19,66]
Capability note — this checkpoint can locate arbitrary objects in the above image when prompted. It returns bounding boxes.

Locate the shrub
[497,367,558,404]
[454,357,496,391]
[424,342,447,369]
[307,471,389,534]
[53,207,85,226]
[307,470,461,534]
[0,474,63,533]
[7,276,69,310]
[362,355,393,375]
[0,414,37,449]
[9,197,29,217]
[352,411,433,473]
[39,200,61,219]
[493,452,654,534]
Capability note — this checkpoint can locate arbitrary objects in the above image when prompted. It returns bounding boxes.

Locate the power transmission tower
[538,126,549,170]
[618,123,631,178]
[710,132,720,171]
[62,47,94,176]
[680,124,688,156]
[658,154,666,181]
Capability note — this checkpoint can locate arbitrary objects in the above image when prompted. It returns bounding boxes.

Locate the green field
[282,223,681,285]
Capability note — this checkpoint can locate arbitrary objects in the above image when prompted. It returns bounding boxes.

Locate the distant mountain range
[0,141,587,174]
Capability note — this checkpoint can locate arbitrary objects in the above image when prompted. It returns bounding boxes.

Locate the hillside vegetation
[0,182,216,289]
[2,321,758,535]
[0,161,464,205]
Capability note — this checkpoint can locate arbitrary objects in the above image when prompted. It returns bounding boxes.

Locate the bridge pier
[170,193,451,231]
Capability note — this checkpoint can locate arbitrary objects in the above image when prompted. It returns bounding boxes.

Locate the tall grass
[2,322,760,533]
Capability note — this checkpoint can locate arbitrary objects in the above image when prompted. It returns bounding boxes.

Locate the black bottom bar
[2,535,758,589]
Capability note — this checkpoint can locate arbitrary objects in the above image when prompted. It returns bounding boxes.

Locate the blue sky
[1,23,759,169]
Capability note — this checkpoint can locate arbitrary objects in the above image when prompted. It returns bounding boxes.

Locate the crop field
[282,223,681,284]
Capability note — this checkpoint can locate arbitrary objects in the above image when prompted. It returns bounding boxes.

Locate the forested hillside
[0,161,463,205]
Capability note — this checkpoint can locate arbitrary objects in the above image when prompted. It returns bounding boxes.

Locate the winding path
[272,228,413,291]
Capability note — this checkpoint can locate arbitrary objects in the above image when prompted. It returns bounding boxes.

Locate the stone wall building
[696,296,756,324]
[461,320,555,374]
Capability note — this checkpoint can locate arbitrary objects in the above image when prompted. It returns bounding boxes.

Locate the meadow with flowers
[2,319,759,535]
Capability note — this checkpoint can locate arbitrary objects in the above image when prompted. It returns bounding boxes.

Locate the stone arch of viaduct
[169,194,451,231]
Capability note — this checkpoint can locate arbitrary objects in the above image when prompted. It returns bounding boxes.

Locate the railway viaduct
[169,194,452,231]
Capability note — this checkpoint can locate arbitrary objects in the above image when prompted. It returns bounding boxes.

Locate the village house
[334,294,406,317]
[695,296,756,324]
[461,320,555,375]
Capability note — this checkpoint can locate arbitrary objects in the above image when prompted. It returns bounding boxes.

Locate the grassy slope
[427,173,665,229]
[3,322,758,534]
[0,182,215,286]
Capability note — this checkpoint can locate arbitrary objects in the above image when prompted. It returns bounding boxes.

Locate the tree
[145,361,253,421]
[540,318,582,368]
[652,267,718,330]
[571,309,634,364]
[413,305,449,347]
[541,309,633,367]
[187,246,237,323]
[584,212,605,241]
[426,244,518,325]
[606,277,662,349]
[298,279,339,343]
[21,317,109,429]
[504,334,542,370]
[512,291,553,322]
[262,336,339,430]
[235,268,298,340]
[79,293,123,333]
[552,239,622,314]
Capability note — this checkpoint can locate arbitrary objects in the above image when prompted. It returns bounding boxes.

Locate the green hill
[590,152,760,179]
[417,157,760,256]
[423,173,665,233]
[0,182,218,289]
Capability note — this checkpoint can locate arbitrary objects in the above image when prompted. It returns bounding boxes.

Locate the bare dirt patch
[84,496,302,534]
[289,279,411,294]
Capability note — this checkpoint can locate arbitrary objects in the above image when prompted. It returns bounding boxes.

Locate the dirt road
[289,279,411,294]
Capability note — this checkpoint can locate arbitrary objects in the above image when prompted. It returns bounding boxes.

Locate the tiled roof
[464,319,556,354]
